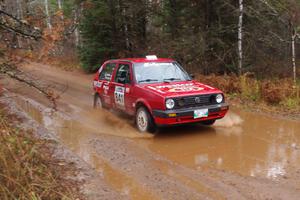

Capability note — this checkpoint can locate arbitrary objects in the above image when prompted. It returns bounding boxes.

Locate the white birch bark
[74,3,83,47]
[74,27,80,46]
[44,0,52,30]
[238,0,243,75]
[57,0,62,10]
[57,0,64,20]
[16,0,23,19]
[74,11,80,47]
[16,0,23,48]
[292,33,296,84]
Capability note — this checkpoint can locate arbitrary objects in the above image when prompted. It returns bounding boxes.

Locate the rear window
[99,63,116,81]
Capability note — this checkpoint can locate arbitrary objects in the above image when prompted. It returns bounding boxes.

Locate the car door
[109,62,135,115]
[97,62,117,107]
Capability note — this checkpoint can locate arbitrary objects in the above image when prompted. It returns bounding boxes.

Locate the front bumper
[152,103,229,126]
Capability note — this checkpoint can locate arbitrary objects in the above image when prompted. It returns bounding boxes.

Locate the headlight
[166,99,175,109]
[216,94,223,103]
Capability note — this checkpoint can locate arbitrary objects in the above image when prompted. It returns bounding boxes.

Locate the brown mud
[1,62,300,199]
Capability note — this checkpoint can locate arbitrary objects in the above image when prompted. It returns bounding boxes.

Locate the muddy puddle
[139,109,300,178]
[90,153,157,200]
[14,92,300,180]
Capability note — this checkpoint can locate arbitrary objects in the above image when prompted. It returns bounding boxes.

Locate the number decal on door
[114,86,125,108]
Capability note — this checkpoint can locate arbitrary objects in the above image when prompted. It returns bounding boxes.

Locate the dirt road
[1,62,300,199]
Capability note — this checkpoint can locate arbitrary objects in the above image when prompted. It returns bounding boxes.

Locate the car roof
[107,58,175,63]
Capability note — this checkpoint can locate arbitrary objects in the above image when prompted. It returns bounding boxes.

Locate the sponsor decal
[114,86,125,108]
[105,73,112,81]
[103,85,109,95]
[148,83,204,93]
[93,81,102,88]
[148,86,165,94]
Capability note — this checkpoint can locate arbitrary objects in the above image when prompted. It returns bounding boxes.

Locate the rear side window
[99,63,116,81]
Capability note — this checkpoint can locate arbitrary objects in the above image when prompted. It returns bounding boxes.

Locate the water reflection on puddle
[141,110,300,178]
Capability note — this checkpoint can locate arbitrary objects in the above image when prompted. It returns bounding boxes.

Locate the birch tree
[291,30,296,84]
[57,0,62,10]
[16,0,23,48]
[57,0,64,20]
[74,3,82,47]
[258,0,299,83]
[44,0,52,30]
[238,0,243,75]
[287,0,300,85]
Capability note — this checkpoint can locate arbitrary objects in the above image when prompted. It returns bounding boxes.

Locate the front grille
[174,94,223,109]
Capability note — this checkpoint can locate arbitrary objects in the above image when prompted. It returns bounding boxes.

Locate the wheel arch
[135,99,152,115]
[135,100,157,133]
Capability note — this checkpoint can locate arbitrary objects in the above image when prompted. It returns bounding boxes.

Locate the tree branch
[0,9,42,40]
[0,62,64,110]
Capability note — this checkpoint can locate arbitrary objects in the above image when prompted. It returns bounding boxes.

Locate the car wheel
[93,93,103,109]
[201,119,216,126]
[136,107,156,133]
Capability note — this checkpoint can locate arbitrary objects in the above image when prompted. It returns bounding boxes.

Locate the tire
[136,107,156,133]
[201,119,216,126]
[93,93,103,109]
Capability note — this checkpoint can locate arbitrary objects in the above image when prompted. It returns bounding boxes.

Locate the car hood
[139,81,221,97]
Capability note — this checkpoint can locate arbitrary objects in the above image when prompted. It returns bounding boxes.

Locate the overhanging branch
[0,9,42,40]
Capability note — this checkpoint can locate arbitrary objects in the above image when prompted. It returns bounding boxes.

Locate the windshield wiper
[163,78,181,82]
[138,79,159,83]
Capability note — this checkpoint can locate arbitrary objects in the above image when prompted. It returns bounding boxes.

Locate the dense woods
[0,0,300,80]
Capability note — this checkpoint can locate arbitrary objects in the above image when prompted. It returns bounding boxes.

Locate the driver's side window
[115,64,131,84]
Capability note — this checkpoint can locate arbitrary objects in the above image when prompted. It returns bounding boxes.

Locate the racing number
[114,86,125,107]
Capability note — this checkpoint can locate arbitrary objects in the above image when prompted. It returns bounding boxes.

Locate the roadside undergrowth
[0,107,80,200]
[197,74,300,116]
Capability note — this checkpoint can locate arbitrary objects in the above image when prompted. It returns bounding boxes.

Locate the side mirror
[190,74,195,79]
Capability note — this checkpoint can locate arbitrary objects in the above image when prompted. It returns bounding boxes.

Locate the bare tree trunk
[238,0,243,75]
[44,0,52,30]
[119,0,130,51]
[74,3,82,47]
[74,27,80,46]
[57,0,64,20]
[292,33,296,84]
[122,9,130,51]
[57,0,62,9]
[16,0,23,48]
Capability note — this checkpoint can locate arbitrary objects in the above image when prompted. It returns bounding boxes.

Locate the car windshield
[134,62,191,84]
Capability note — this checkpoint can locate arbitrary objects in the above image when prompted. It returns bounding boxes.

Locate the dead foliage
[0,107,81,200]
[260,79,294,104]
[196,74,241,94]
[196,74,300,107]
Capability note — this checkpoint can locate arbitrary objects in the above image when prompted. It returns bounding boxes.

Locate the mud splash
[214,110,243,127]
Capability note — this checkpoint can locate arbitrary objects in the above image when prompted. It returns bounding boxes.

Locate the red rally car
[93,56,229,133]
